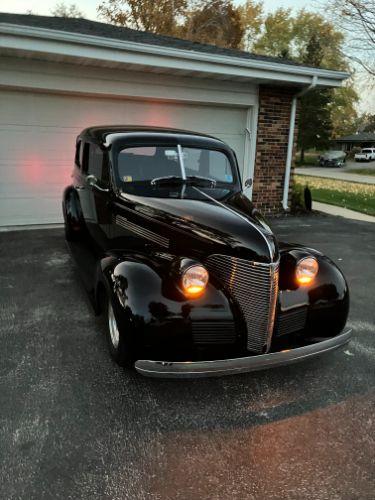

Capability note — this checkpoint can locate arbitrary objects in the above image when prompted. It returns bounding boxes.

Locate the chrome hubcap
[108,302,120,349]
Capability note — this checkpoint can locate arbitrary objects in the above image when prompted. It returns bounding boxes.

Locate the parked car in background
[354,148,375,162]
[318,150,346,167]
[63,126,351,378]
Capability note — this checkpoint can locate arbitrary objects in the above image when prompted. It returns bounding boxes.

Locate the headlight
[296,256,319,285]
[182,265,209,297]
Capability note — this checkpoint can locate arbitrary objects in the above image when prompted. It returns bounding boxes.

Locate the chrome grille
[192,321,236,345]
[276,307,307,337]
[205,255,279,353]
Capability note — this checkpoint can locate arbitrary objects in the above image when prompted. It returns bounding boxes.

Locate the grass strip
[295,175,375,216]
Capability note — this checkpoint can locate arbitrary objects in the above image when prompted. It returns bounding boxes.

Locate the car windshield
[323,151,343,159]
[113,145,240,200]
[361,149,372,153]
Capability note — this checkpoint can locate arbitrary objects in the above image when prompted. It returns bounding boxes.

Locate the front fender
[278,244,349,338]
[97,254,237,353]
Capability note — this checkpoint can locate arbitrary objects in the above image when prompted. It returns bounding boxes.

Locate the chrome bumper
[135,329,352,379]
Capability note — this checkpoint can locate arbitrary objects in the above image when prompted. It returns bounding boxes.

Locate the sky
[1,0,374,113]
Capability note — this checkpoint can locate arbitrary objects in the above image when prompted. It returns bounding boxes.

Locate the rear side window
[88,144,105,181]
[81,143,90,173]
[75,140,81,167]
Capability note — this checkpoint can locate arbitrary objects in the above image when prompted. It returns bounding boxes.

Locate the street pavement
[295,159,375,184]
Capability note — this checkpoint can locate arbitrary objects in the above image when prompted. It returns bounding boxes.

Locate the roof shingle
[0,12,314,69]
[336,133,375,142]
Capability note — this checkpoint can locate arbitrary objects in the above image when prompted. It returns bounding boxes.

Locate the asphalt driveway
[0,214,374,500]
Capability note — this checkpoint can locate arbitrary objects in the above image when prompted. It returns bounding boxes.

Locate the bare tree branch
[326,0,375,76]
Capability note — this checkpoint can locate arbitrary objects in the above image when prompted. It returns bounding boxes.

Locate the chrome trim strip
[116,215,169,248]
[193,187,274,261]
[134,329,352,378]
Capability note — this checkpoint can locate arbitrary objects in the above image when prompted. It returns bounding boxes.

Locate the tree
[329,84,359,137]
[327,0,375,76]
[98,0,245,48]
[358,113,375,132]
[97,0,188,36]
[51,2,84,18]
[254,8,294,58]
[254,8,347,68]
[237,0,263,51]
[298,34,334,160]
[254,9,358,153]
[181,0,244,49]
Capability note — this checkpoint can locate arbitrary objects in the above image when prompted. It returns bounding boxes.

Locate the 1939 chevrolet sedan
[63,126,351,378]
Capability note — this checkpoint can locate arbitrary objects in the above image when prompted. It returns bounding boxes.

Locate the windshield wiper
[151,175,217,187]
[186,175,216,187]
[150,176,184,186]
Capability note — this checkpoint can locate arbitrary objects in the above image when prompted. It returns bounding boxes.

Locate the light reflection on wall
[21,155,44,186]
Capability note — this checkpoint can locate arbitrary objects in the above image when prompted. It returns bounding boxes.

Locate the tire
[62,198,82,242]
[64,219,76,241]
[104,296,134,367]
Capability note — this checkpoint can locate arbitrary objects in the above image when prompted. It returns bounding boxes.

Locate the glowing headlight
[296,256,319,285]
[182,265,209,297]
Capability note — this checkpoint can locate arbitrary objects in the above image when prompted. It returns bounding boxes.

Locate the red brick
[252,85,298,216]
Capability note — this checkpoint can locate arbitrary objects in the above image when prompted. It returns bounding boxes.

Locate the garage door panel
[1,92,246,134]
[0,90,249,225]
[0,197,61,226]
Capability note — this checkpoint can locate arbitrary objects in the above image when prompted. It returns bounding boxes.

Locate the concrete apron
[313,201,375,223]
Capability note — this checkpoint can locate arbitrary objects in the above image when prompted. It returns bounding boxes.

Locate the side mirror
[86,174,109,193]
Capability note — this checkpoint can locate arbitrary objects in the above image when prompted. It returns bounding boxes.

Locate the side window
[208,151,232,182]
[75,140,81,168]
[81,142,90,174]
[88,144,105,181]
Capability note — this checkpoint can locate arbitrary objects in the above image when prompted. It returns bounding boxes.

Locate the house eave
[0,23,349,87]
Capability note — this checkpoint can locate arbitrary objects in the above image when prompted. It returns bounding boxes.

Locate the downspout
[282,75,318,210]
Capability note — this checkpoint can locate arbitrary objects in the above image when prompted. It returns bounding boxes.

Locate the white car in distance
[354,148,375,162]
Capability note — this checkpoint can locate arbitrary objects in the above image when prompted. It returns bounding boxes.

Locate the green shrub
[290,180,306,212]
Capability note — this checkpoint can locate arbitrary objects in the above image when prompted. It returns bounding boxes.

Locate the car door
[79,141,112,254]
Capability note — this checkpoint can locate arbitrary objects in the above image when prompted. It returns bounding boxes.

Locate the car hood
[116,190,278,263]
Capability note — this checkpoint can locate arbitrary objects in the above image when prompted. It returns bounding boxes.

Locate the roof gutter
[282,75,318,211]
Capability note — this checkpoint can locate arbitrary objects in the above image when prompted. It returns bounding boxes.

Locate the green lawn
[345,168,375,176]
[295,175,375,216]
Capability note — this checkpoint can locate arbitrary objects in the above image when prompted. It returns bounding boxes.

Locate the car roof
[80,125,219,142]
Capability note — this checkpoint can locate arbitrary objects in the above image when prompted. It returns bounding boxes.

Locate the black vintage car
[63,126,351,378]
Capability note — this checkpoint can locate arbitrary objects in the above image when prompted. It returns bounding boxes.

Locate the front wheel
[106,298,134,367]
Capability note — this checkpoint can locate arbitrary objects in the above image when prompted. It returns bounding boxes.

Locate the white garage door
[0,90,249,226]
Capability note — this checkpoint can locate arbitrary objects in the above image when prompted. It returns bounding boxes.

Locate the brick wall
[252,85,298,216]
